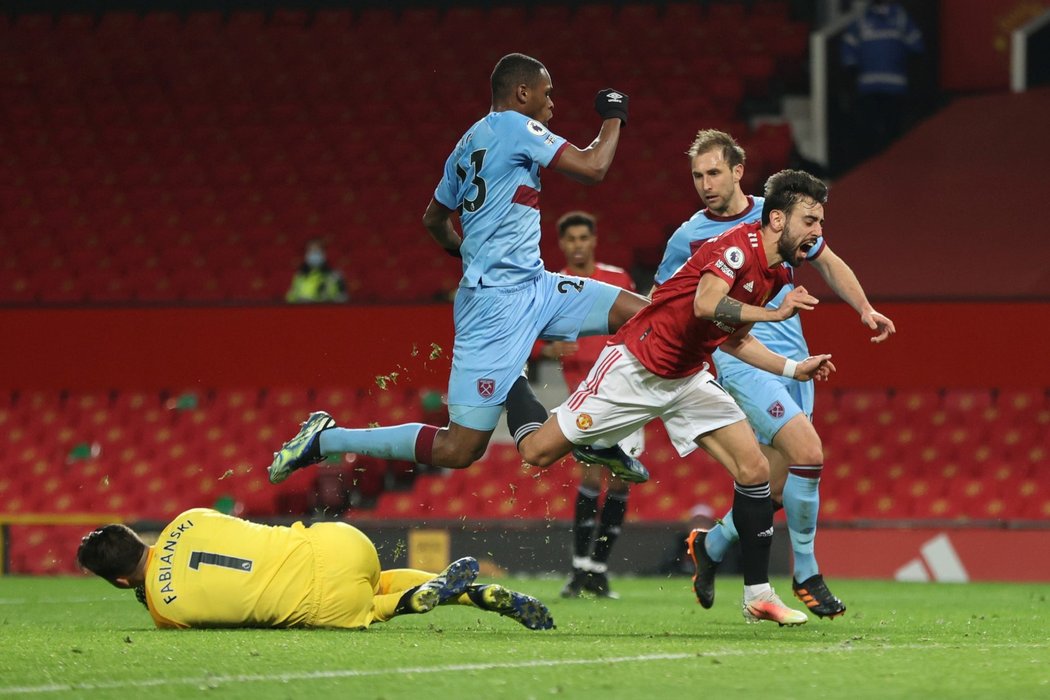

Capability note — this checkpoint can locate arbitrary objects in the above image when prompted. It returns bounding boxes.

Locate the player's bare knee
[433,439,487,469]
[792,439,824,468]
[518,439,555,468]
[736,454,771,485]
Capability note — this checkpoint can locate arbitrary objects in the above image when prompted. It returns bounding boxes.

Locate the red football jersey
[613,221,792,379]
[559,263,635,390]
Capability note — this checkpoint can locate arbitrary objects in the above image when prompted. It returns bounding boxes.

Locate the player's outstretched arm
[552,89,627,185]
[422,198,463,257]
[811,246,896,343]
[721,329,836,382]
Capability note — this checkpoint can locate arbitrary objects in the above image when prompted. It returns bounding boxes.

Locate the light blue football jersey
[653,195,826,366]
[653,196,765,285]
[433,111,568,288]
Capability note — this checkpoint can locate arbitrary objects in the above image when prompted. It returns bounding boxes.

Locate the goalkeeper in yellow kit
[76,508,553,631]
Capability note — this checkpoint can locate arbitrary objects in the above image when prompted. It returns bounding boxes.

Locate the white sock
[744,583,772,601]
[572,556,595,571]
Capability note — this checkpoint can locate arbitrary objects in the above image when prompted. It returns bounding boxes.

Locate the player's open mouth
[799,241,814,254]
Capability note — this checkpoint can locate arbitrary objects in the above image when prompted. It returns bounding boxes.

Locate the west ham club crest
[477,378,495,398]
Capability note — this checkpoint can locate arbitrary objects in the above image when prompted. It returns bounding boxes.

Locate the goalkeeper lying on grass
[77,507,553,631]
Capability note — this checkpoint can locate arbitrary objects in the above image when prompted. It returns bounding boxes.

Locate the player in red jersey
[516,170,835,625]
[538,211,643,599]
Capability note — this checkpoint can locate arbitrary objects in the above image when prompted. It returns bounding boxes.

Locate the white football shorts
[555,344,746,457]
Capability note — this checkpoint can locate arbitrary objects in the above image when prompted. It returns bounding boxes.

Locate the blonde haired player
[77,508,553,630]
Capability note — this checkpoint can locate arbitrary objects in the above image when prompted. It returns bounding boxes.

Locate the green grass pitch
[0,575,1046,699]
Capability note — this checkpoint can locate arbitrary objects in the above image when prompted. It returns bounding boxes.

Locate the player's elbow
[422,210,442,231]
[578,154,614,184]
[422,200,450,230]
[576,166,607,185]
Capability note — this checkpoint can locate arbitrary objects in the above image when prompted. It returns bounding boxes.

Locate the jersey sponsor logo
[576,413,593,430]
[743,280,754,292]
[477,378,496,398]
[544,134,556,146]
[526,119,548,136]
[768,401,785,419]
[713,320,735,333]
[715,259,737,278]
[724,246,745,269]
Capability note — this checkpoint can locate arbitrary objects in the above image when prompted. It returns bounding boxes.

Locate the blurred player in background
[516,170,837,626]
[538,211,643,599]
[77,508,553,630]
[267,52,648,486]
[654,129,894,619]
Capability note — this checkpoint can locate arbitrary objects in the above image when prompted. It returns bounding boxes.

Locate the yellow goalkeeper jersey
[144,508,381,629]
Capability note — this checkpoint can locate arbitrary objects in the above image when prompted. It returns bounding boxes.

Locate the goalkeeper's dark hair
[556,210,596,237]
[491,53,547,102]
[761,170,829,226]
[686,129,746,168]
[76,524,145,581]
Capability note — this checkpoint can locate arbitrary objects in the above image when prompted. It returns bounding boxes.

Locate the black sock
[732,481,773,586]
[506,375,548,448]
[464,584,495,610]
[393,587,421,615]
[572,486,599,559]
[591,490,628,564]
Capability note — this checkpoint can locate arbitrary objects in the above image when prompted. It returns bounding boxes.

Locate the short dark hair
[761,170,828,226]
[491,53,546,102]
[76,524,145,581]
[686,129,746,168]
[556,210,596,237]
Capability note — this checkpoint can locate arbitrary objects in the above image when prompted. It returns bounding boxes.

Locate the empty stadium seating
[2,385,1047,573]
[0,3,808,305]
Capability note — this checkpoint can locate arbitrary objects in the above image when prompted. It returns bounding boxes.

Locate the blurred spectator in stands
[840,0,924,157]
[286,239,348,303]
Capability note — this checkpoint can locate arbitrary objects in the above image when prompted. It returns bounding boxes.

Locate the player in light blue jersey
[655,130,895,619]
[266,54,648,485]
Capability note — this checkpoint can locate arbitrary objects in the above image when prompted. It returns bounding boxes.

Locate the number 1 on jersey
[189,550,253,572]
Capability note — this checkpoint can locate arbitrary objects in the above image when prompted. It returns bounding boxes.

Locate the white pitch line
[5,655,684,695]
[2,644,1048,696]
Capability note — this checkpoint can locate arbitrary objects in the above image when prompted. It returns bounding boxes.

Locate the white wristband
[781,358,798,379]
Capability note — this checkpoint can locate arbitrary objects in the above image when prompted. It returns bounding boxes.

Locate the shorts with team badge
[555,344,746,457]
[448,271,624,431]
[714,357,812,445]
